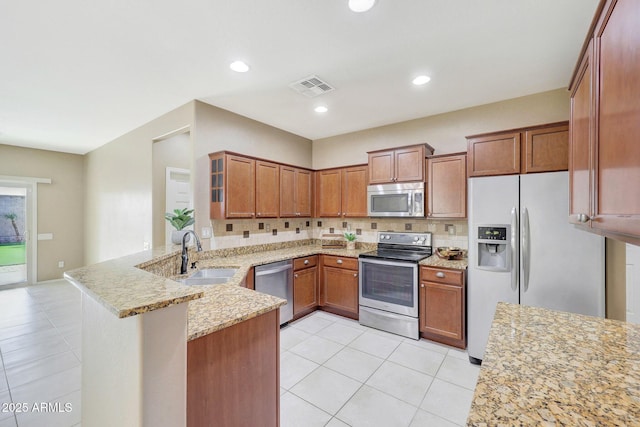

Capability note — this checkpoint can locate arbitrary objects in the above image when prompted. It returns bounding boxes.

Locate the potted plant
[165,208,195,245]
[344,232,357,250]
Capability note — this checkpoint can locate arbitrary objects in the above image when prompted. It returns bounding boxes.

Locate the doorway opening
[0,185,29,286]
[152,128,193,248]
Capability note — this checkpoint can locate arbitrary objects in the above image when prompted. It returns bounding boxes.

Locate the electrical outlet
[201,227,212,238]
[266,224,271,232]
[58,261,65,268]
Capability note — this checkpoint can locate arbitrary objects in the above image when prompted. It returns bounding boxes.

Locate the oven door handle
[359,258,421,268]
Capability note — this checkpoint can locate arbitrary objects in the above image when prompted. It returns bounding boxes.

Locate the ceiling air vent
[289,75,335,98]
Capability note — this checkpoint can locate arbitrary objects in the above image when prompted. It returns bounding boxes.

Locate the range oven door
[358,258,418,317]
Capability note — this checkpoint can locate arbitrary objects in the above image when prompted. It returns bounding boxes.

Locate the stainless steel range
[358,231,432,339]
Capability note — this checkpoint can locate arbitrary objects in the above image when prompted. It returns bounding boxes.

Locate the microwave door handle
[409,192,413,215]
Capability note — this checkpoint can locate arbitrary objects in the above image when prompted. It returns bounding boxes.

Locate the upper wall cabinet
[280,166,313,218]
[568,0,640,240]
[427,153,467,219]
[209,152,312,220]
[466,122,569,177]
[316,165,368,218]
[210,153,256,219]
[368,144,434,184]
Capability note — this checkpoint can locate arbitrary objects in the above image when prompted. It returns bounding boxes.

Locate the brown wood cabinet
[466,123,568,177]
[316,165,368,218]
[187,309,279,427]
[210,151,313,219]
[280,166,313,218]
[255,160,279,218]
[523,124,569,174]
[320,255,359,319]
[210,153,255,219]
[427,153,467,219]
[569,39,594,227]
[467,132,521,177]
[419,266,466,349]
[568,0,640,240]
[293,255,318,319]
[368,144,434,184]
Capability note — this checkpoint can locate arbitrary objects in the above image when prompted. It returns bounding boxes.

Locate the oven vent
[288,75,335,98]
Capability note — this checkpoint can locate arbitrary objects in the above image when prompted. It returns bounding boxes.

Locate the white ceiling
[0,0,599,155]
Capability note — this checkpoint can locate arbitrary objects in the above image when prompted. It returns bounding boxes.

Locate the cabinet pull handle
[577,213,590,223]
[435,272,445,278]
[337,259,343,264]
[304,260,309,265]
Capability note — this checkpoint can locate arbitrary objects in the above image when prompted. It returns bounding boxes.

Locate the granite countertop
[467,303,640,426]
[64,248,204,318]
[184,245,371,340]
[419,254,467,270]
[65,241,467,341]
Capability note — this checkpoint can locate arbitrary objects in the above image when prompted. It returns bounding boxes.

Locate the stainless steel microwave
[367,182,425,217]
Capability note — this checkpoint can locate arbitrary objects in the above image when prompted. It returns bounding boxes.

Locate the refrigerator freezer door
[467,175,520,361]
[519,172,604,317]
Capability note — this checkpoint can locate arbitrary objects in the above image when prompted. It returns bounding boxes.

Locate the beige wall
[152,132,192,247]
[192,101,312,249]
[0,144,84,281]
[606,238,627,320]
[312,88,570,169]
[84,102,195,264]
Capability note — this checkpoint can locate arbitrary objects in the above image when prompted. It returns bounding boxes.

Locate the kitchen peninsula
[63,241,376,426]
[467,303,640,426]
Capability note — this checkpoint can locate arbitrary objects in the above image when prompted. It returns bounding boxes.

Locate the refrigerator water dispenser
[477,225,510,272]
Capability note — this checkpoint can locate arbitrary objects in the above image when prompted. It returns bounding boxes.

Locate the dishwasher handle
[255,263,293,276]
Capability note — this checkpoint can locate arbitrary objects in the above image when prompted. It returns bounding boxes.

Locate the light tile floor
[281,311,481,427]
[0,280,480,427]
[0,280,81,427]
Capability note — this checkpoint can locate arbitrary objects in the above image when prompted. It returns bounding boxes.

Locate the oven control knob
[385,235,391,240]
[414,237,419,241]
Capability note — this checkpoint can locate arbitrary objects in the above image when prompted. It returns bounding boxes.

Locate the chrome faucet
[181,230,203,275]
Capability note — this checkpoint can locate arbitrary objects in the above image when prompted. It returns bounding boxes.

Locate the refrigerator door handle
[522,207,531,292]
[511,207,518,291]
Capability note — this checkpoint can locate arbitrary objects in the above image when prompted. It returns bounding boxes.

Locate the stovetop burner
[359,231,433,263]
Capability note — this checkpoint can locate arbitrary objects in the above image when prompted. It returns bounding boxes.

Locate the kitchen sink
[179,268,238,286]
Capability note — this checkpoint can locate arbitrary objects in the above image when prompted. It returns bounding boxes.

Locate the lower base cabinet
[293,256,318,319]
[320,255,359,319]
[419,266,466,349]
[187,310,279,427]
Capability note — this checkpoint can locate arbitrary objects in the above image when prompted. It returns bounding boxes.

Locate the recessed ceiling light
[229,61,250,73]
[348,0,376,13]
[314,106,328,113]
[412,75,431,86]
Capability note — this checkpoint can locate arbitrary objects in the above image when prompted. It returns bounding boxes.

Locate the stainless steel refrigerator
[467,171,604,363]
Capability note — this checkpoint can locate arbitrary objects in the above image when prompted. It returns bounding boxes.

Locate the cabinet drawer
[294,255,318,271]
[322,255,358,270]
[420,267,463,286]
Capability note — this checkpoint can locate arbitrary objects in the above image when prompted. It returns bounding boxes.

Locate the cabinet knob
[337,259,343,264]
[353,273,358,277]
[436,272,445,278]
[257,213,261,216]
[294,274,298,278]
[304,260,309,265]
[420,283,425,288]
[337,212,341,216]
[577,213,590,223]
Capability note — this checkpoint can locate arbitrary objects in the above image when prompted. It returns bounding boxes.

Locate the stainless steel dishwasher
[254,260,293,325]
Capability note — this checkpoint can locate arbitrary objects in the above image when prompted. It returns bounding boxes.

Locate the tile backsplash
[207,217,468,250]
